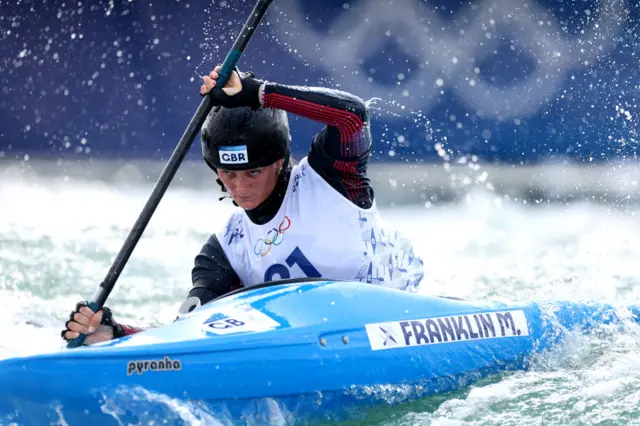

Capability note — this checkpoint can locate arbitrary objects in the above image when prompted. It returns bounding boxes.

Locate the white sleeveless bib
[216,157,424,291]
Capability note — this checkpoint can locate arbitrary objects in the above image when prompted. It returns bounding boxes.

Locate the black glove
[206,67,263,110]
[60,301,126,341]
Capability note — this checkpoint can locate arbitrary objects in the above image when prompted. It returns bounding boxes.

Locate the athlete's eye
[248,169,263,177]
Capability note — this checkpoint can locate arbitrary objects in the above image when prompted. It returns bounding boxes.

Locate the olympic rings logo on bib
[254,216,291,257]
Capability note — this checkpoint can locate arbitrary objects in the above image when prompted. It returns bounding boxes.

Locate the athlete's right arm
[61,236,241,344]
[61,302,144,345]
[180,234,242,315]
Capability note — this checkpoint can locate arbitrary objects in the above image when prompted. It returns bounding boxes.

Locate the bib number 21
[264,247,321,282]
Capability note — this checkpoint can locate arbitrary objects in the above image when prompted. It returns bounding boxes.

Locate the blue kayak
[1,279,638,425]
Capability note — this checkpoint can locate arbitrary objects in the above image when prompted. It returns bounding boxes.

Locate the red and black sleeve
[262,84,374,209]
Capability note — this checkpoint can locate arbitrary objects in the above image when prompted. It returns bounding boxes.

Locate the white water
[1,166,639,424]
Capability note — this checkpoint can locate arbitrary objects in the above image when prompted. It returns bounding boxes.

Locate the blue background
[1,0,639,164]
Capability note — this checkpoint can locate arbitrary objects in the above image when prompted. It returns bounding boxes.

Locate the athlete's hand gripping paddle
[66,0,275,348]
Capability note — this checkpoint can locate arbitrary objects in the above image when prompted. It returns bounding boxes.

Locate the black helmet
[201,106,291,171]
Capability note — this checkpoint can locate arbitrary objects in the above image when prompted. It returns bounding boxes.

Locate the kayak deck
[1,280,637,425]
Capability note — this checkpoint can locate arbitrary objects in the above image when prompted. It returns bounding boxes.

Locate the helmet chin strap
[281,154,290,171]
[218,195,238,205]
[216,178,239,206]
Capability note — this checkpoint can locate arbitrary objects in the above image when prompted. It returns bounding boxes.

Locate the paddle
[66,0,275,349]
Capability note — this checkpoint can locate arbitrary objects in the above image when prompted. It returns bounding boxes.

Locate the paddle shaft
[66,0,275,348]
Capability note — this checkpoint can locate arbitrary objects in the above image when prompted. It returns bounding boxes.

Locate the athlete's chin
[234,196,260,210]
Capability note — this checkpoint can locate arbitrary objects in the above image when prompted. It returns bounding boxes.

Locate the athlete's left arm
[261,83,374,209]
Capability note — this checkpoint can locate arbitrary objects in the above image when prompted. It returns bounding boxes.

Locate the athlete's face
[217,159,284,210]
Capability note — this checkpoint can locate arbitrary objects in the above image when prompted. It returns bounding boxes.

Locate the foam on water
[1,170,639,424]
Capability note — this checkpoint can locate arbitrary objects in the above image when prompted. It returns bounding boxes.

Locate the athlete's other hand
[201,64,242,96]
[61,302,115,345]
[200,65,263,110]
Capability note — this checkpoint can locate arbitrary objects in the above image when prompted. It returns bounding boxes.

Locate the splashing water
[1,158,640,424]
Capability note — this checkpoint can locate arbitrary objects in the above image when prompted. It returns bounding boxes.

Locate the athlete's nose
[230,175,254,195]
